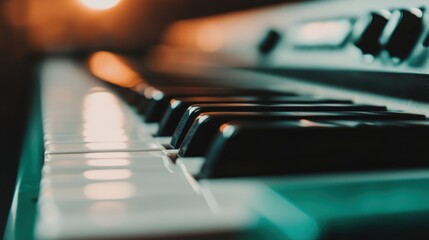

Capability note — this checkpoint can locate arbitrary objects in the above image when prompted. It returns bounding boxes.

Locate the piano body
[5,0,429,239]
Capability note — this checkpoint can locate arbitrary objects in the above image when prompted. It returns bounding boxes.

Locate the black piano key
[200,120,429,179]
[178,111,427,157]
[135,86,221,114]
[138,86,229,117]
[169,103,388,149]
[157,96,353,136]
[142,87,296,123]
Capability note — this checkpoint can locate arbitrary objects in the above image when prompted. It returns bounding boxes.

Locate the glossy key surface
[170,103,388,148]
[200,120,429,178]
[178,111,426,157]
[157,96,352,136]
[142,87,296,122]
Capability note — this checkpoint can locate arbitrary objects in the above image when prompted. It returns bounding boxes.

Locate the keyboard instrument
[7,0,429,239]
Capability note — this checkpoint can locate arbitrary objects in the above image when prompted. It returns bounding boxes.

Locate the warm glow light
[196,24,224,52]
[88,51,142,88]
[220,124,236,138]
[79,0,121,11]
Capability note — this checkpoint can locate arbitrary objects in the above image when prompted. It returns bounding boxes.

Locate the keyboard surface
[31,58,429,240]
[8,0,429,239]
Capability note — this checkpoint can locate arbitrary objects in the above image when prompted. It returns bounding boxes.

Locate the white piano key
[43,160,172,174]
[40,171,191,190]
[155,136,173,147]
[43,128,137,136]
[36,193,256,240]
[38,60,261,240]
[45,141,163,154]
[43,156,171,170]
[44,134,154,145]
[145,123,159,135]
[39,177,198,203]
[41,162,182,181]
[177,157,205,177]
[44,124,154,139]
[39,193,212,216]
[45,151,167,161]
[43,120,136,127]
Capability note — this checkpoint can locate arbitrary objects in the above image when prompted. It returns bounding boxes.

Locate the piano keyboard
[7,0,429,239]
[31,57,429,240]
[38,59,255,239]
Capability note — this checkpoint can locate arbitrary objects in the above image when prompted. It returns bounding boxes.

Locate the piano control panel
[159,0,429,74]
[151,0,429,103]
[287,6,425,61]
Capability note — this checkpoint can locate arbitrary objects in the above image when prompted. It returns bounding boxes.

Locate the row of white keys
[43,83,162,153]
[38,151,256,239]
[36,59,255,239]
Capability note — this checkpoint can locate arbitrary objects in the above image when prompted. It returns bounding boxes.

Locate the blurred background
[0,0,298,236]
[4,0,296,52]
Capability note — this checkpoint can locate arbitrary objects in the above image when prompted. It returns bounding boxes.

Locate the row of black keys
[108,78,429,179]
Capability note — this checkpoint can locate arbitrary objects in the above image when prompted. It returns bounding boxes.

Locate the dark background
[0,0,297,236]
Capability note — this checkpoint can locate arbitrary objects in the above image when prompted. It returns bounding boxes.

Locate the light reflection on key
[45,152,165,161]
[84,142,129,150]
[84,182,136,200]
[84,152,132,158]
[82,129,127,137]
[83,92,125,124]
[83,136,130,142]
[44,158,167,171]
[83,169,132,180]
[87,159,131,167]
[81,91,131,143]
